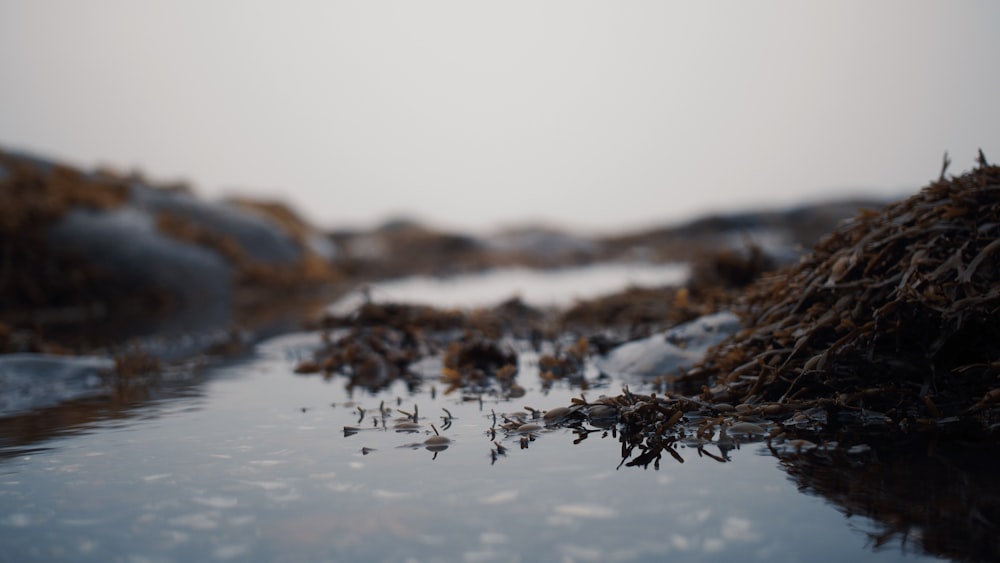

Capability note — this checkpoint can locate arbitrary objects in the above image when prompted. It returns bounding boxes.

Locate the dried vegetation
[577,154,1000,479]
[679,153,1000,435]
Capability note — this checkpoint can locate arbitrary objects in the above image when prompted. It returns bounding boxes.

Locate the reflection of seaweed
[441,338,519,396]
[771,434,1000,562]
[537,337,588,391]
[543,397,765,470]
[534,388,767,469]
[548,395,1000,562]
[541,377,999,562]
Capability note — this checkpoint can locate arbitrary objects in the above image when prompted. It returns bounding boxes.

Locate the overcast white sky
[1,1,998,234]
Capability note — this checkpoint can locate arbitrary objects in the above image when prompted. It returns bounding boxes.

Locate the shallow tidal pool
[0,264,991,562]
[1,329,952,563]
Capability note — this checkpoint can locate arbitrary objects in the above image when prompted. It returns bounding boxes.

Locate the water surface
[0,265,989,562]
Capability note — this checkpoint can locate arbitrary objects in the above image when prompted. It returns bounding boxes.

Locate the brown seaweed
[676,156,1000,435]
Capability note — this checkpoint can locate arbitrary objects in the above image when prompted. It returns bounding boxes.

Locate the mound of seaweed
[685,154,1000,433]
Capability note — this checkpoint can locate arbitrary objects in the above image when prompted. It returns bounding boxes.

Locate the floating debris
[393,421,422,433]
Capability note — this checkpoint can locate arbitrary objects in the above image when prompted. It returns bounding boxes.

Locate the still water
[0,265,990,562]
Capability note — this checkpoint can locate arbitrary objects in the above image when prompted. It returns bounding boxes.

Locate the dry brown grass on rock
[687,154,1000,429]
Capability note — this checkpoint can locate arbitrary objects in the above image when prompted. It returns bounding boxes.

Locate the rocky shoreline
[6,146,997,442]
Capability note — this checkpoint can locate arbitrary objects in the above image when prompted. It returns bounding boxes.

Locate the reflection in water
[0,356,201,459]
[483,391,998,562]
[0,323,993,561]
[773,435,1000,562]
